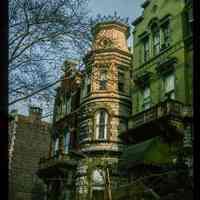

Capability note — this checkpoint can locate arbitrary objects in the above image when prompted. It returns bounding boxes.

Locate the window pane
[54,138,59,153]
[165,74,175,92]
[96,111,108,140]
[143,87,150,99]
[153,31,160,55]
[162,21,170,48]
[64,130,70,153]
[143,38,149,62]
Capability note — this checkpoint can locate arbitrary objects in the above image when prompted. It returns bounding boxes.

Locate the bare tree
[9,0,92,111]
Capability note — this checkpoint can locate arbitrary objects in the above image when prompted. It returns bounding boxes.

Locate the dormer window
[95,110,108,140]
[99,70,107,90]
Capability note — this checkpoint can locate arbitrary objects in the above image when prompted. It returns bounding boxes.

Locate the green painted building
[118,0,193,199]
[131,0,192,114]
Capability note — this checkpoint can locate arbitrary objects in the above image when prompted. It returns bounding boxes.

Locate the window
[66,97,71,113]
[64,129,70,153]
[143,86,151,110]
[54,138,59,156]
[152,27,160,55]
[164,73,175,99]
[99,70,107,90]
[162,21,170,49]
[96,110,108,140]
[143,37,150,62]
[118,72,125,92]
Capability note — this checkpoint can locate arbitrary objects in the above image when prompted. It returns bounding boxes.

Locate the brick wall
[9,114,51,200]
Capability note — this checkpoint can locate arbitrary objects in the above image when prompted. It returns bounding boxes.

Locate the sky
[11,0,144,121]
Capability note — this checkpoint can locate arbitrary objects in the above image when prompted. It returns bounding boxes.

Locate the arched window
[95,110,108,140]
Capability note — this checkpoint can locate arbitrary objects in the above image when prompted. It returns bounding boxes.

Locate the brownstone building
[37,14,132,200]
[9,107,50,200]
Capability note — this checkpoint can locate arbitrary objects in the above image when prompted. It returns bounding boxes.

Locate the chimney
[62,60,78,76]
[29,106,42,121]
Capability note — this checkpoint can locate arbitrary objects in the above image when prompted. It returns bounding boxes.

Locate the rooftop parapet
[90,12,130,37]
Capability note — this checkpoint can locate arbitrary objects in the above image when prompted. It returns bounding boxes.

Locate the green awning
[120,137,175,168]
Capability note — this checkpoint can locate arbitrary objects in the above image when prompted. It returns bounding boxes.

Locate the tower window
[64,129,70,153]
[99,70,107,90]
[96,110,108,140]
[118,72,125,92]
[142,86,151,110]
[163,73,175,99]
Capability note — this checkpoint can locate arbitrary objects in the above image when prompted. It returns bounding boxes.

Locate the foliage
[9,0,92,113]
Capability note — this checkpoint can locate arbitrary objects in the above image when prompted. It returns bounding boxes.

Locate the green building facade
[131,0,192,114]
